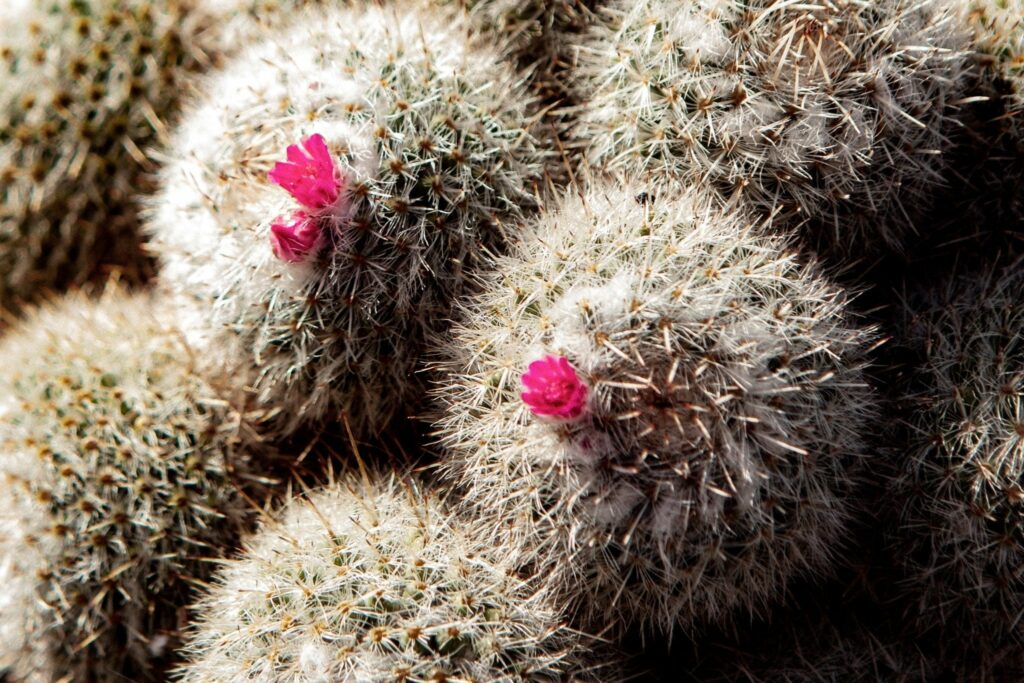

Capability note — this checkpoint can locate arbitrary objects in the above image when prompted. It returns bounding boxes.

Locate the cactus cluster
[433,181,876,636]
[0,289,249,682]
[891,265,1024,641]
[176,473,610,682]
[0,0,216,313]
[571,0,970,257]
[148,2,546,441]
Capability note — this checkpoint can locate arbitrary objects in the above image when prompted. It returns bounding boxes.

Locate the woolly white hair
[148,0,545,440]
[175,473,617,682]
[433,180,877,636]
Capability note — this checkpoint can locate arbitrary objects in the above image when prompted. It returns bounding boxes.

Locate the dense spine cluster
[175,473,612,682]
[0,289,249,682]
[148,2,546,441]
[891,266,1024,642]
[966,0,1024,135]
[433,181,876,636]
[571,0,970,256]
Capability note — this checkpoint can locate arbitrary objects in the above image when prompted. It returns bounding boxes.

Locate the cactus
[0,288,250,682]
[432,181,876,636]
[174,472,614,682]
[891,265,1024,642]
[571,0,970,257]
[0,0,210,313]
[965,0,1024,135]
[147,2,546,441]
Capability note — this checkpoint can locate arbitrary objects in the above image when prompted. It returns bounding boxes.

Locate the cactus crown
[572,0,969,256]
[434,181,876,635]
[149,2,546,440]
[0,290,247,682]
[175,473,605,682]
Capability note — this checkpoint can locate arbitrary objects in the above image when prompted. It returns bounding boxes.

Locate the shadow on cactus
[147,1,547,443]
[432,181,878,637]
[0,288,252,682]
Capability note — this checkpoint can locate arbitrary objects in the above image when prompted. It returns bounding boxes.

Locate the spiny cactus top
[148,1,546,442]
[433,181,877,636]
[0,0,212,312]
[966,0,1024,134]
[892,265,1024,641]
[175,473,615,682]
[0,289,249,683]
[572,0,969,257]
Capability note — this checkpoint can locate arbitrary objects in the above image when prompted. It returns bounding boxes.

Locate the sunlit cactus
[0,288,249,682]
[433,180,877,636]
[175,472,618,682]
[147,2,546,442]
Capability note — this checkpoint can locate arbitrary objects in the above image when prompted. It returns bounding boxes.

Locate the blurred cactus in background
[0,288,250,682]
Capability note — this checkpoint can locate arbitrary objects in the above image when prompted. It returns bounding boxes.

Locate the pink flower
[521,355,588,420]
[268,133,342,211]
[269,211,324,263]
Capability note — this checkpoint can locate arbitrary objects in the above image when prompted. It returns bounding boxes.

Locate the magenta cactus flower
[521,355,588,420]
[269,211,323,262]
[268,133,343,211]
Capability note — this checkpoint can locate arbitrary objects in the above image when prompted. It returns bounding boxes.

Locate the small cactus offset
[148,2,546,441]
[432,181,877,636]
[891,266,1024,642]
[0,288,249,682]
[571,0,970,257]
[175,473,614,682]
[0,0,215,313]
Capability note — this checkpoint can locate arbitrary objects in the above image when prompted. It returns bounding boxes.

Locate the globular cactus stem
[148,1,547,442]
[433,180,877,637]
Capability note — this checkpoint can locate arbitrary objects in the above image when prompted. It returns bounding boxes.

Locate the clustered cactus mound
[433,181,876,636]
[148,1,546,442]
[0,289,249,682]
[176,473,611,682]
[0,0,215,313]
[572,0,970,257]
[891,265,1024,642]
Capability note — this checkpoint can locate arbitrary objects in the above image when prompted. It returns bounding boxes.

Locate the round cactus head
[893,265,1024,641]
[148,2,546,442]
[0,288,249,682]
[175,473,616,682]
[572,0,970,258]
[433,181,877,636]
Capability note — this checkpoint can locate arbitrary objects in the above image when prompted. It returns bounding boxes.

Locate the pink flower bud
[521,355,589,420]
[268,133,343,211]
[269,211,323,263]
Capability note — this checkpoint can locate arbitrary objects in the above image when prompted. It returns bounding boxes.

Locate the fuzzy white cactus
[965,0,1024,134]
[0,288,249,682]
[891,264,1024,642]
[571,0,970,257]
[432,180,877,636]
[175,473,616,682]
[147,1,546,442]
